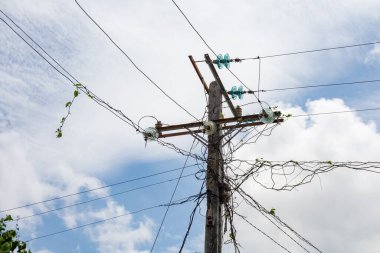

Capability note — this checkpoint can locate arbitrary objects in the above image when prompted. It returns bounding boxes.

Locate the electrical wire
[257,79,380,92]
[235,213,293,253]
[195,41,380,62]
[25,192,205,242]
[149,139,197,252]
[169,0,264,107]
[239,41,380,60]
[0,10,78,82]
[0,163,202,214]
[290,107,380,118]
[0,9,205,164]
[0,11,139,130]
[17,172,201,221]
[74,0,199,121]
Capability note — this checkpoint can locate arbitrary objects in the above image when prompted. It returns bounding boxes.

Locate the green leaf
[269,208,276,215]
[1,242,11,251]
[326,160,333,165]
[19,241,26,250]
[56,129,62,138]
[65,102,72,108]
[4,215,13,222]
[60,117,66,124]
[73,83,82,87]
[74,90,79,97]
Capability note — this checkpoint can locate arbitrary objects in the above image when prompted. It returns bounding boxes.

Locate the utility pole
[143,54,284,253]
[204,81,223,253]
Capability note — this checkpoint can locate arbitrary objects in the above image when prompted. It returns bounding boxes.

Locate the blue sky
[1,1,380,253]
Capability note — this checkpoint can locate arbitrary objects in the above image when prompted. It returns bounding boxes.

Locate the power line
[258,79,380,92]
[236,213,293,253]
[169,0,264,107]
[0,8,203,158]
[239,41,380,60]
[291,107,380,118]
[25,193,205,242]
[230,78,380,111]
[195,41,380,62]
[17,172,201,221]
[237,189,322,252]
[0,10,204,164]
[178,180,206,252]
[0,11,139,130]
[0,163,202,214]
[0,9,78,83]
[169,0,217,56]
[74,0,199,121]
[149,139,197,252]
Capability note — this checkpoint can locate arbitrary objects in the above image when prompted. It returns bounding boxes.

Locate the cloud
[365,44,380,65]
[1,0,380,252]
[35,250,53,253]
[223,98,380,253]
[84,200,154,253]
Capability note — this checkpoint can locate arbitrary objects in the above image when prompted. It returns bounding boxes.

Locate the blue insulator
[237,85,244,100]
[224,53,230,68]
[217,54,224,69]
[230,86,237,99]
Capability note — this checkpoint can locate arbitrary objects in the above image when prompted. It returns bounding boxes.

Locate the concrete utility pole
[143,53,284,253]
[204,81,223,253]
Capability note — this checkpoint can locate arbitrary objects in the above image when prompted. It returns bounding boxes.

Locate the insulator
[229,85,244,100]
[224,53,230,68]
[230,86,237,99]
[236,106,242,117]
[217,54,224,69]
[203,121,217,135]
[260,108,275,123]
[237,85,244,100]
[143,127,159,141]
[216,53,231,69]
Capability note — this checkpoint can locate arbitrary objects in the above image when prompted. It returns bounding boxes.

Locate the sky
[0,0,380,253]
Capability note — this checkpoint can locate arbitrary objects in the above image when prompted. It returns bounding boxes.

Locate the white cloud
[223,98,380,253]
[365,44,380,65]
[35,250,53,253]
[84,200,154,253]
[1,0,380,252]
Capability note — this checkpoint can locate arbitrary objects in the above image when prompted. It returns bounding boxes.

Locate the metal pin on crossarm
[142,53,284,253]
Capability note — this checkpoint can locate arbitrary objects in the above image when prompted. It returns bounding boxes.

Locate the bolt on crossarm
[141,54,285,253]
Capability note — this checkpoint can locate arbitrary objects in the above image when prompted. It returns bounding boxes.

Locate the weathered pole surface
[204,81,223,253]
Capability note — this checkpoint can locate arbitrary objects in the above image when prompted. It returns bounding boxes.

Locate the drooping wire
[0,9,205,163]
[169,0,264,108]
[16,172,201,221]
[237,190,322,252]
[235,213,293,253]
[0,163,202,214]
[257,79,380,92]
[290,107,380,118]
[0,12,139,130]
[25,193,205,242]
[0,9,78,82]
[74,0,199,121]
[178,179,206,252]
[169,0,217,56]
[238,41,380,60]
[149,139,197,252]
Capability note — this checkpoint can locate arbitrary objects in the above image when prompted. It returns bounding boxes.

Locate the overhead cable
[0,163,202,214]
[74,0,199,121]
[26,192,205,242]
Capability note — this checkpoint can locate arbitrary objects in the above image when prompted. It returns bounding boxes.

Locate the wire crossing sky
[0,1,380,253]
